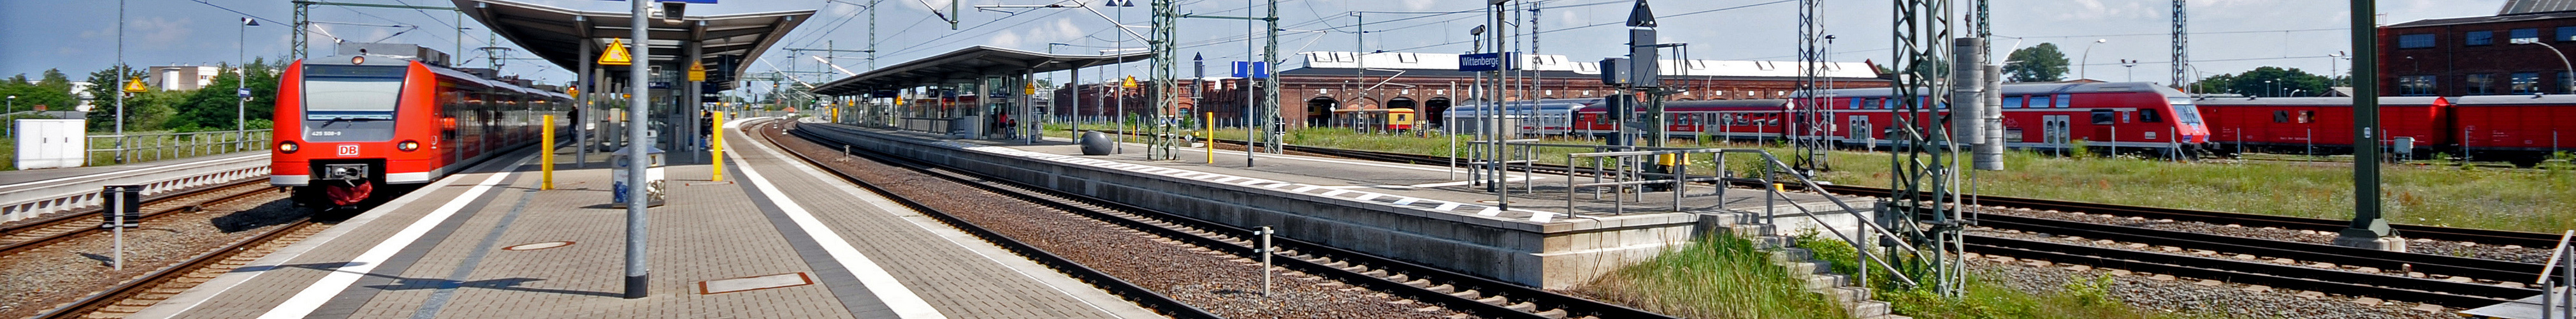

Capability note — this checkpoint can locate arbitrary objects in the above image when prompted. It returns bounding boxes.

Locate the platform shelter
[452,0,811,162]
[807,46,1149,142]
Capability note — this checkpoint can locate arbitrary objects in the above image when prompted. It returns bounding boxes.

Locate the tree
[1,70,78,117]
[83,64,148,131]
[169,60,281,131]
[2004,43,2071,82]
[2215,66,2332,98]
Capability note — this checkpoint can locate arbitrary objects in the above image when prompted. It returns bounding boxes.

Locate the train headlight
[278,141,300,153]
[397,140,420,151]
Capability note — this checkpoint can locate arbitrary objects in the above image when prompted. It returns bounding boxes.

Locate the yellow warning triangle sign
[598,39,633,66]
[686,62,707,82]
[1120,76,1138,88]
[1024,82,1036,95]
[122,77,148,93]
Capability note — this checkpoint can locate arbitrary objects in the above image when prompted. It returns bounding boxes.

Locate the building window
[2562,26,2576,41]
[2468,73,2495,95]
[2399,75,2437,96]
[2514,72,2541,94]
[2515,29,2542,43]
[2562,71,2574,93]
[2469,31,2496,46]
[2399,34,2437,48]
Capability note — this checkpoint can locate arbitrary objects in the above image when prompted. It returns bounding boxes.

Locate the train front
[2161,89,2214,155]
[271,56,433,207]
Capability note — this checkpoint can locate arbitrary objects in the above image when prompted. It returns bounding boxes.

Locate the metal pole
[579,40,593,166]
[2335,0,2399,251]
[117,0,127,163]
[623,0,653,299]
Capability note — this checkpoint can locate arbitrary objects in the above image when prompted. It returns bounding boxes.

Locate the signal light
[352,56,366,65]
[278,141,300,153]
[398,140,420,151]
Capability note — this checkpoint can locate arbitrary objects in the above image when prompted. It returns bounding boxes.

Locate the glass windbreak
[303,64,405,118]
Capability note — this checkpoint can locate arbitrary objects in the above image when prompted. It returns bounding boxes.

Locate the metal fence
[87,130,272,165]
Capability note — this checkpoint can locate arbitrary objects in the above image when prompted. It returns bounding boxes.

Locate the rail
[87,130,272,165]
[2543,230,2575,318]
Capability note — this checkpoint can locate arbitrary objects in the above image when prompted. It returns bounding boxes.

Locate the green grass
[1044,123,2576,234]
[1569,235,1851,319]
[1795,235,2232,319]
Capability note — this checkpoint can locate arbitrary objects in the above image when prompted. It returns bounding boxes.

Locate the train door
[1848,115,1872,148]
[2043,115,2071,151]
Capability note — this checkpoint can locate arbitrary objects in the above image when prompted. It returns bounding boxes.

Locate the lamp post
[2121,59,2138,82]
[5,95,13,137]
[239,17,260,151]
[2329,51,2347,87]
[2267,79,2278,98]
[2514,39,2575,94]
[2081,39,2108,80]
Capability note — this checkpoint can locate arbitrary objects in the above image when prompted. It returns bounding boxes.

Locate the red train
[1570,82,2213,155]
[271,53,569,207]
[2199,94,2576,163]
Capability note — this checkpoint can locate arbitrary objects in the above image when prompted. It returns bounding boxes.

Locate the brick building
[2380,0,2576,96]
[1053,51,1886,128]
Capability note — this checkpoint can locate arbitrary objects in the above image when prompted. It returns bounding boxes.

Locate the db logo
[337,144,361,157]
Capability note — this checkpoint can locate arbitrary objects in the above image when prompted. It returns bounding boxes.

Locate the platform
[807,123,1876,289]
[130,118,1158,319]
[0,151,264,186]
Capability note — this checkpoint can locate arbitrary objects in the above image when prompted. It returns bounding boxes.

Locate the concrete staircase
[1703,211,1912,319]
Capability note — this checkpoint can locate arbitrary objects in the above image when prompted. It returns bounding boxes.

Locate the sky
[0,0,2510,91]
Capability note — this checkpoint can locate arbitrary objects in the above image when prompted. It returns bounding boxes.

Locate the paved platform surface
[858,126,1864,225]
[130,118,1159,319]
[0,151,264,186]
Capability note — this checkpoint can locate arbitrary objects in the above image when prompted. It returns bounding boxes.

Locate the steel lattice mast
[1793,0,1831,173]
[2172,0,2189,91]
[1889,0,1967,297]
[1147,0,1181,160]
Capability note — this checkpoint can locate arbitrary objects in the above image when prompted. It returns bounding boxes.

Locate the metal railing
[87,130,273,165]
[2540,230,2575,318]
[1549,143,1918,288]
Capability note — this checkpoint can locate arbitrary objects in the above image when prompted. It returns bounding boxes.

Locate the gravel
[0,189,304,319]
[770,124,1463,319]
[1968,253,2454,319]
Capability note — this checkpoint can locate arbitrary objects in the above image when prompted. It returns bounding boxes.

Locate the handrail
[2541,230,2573,285]
[1557,145,1918,287]
[2545,230,2574,319]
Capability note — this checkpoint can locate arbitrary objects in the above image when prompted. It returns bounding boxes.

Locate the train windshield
[2166,98,2205,126]
[303,64,405,118]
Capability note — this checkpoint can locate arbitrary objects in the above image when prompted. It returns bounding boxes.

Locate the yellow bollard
[1205,112,1215,163]
[712,111,727,182]
[542,115,555,190]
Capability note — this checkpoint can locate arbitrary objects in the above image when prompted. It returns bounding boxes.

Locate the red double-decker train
[271,52,568,207]
[1568,82,2213,155]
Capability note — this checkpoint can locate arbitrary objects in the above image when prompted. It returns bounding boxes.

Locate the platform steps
[1706,212,1911,319]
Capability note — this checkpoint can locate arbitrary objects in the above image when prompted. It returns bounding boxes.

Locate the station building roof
[451,0,813,91]
[809,46,1153,96]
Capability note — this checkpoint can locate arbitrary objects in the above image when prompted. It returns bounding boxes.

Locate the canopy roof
[452,0,812,91]
[810,46,1152,96]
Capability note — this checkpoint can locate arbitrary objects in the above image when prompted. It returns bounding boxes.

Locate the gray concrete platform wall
[814,126,1704,289]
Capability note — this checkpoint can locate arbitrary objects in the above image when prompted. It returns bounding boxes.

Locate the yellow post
[1205,112,1215,163]
[712,111,727,182]
[541,115,555,190]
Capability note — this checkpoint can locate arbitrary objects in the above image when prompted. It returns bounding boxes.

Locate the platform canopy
[452,0,812,91]
[809,46,1152,96]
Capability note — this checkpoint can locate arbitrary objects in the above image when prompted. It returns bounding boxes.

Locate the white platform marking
[736,144,950,319]
[256,170,512,319]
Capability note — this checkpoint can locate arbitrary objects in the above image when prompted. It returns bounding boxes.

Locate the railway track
[789,122,1678,319]
[1134,133,2549,308]
[31,218,320,319]
[0,179,277,258]
[1157,133,2561,247]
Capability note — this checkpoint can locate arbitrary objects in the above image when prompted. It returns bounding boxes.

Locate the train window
[2029,96,2051,109]
[2055,94,2073,108]
[2002,96,2023,108]
[2273,110,2290,123]
[1849,98,1863,110]
[2090,110,2115,125]
[2139,109,2163,122]
[2299,110,2315,124]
